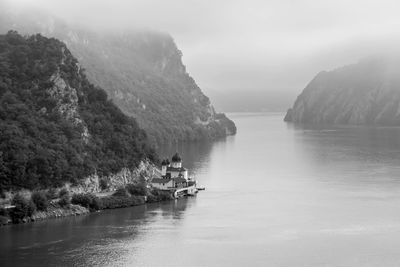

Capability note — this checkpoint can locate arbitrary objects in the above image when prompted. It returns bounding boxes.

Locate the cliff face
[0,8,236,146]
[285,57,400,125]
[65,31,237,145]
[67,161,159,194]
[0,31,157,191]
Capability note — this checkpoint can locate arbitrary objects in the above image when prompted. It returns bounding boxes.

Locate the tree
[0,31,158,192]
[10,193,36,223]
[31,191,49,211]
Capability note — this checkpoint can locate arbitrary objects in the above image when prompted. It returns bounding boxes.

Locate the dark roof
[171,152,182,162]
[151,178,171,184]
[166,166,187,172]
[161,159,170,166]
[173,177,187,183]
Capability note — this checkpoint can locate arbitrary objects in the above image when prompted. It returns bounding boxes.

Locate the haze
[4,0,400,111]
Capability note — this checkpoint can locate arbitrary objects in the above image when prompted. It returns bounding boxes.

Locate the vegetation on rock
[0,11,237,146]
[71,193,101,211]
[0,31,157,191]
[10,193,36,223]
[285,57,400,125]
[31,191,49,211]
[126,183,147,196]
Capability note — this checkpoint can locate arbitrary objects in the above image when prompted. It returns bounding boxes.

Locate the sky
[5,0,400,109]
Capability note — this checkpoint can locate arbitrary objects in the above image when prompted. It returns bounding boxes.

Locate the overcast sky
[6,0,400,96]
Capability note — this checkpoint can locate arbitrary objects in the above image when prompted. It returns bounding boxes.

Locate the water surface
[2,113,400,266]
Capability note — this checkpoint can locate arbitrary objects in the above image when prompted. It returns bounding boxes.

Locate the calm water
[2,113,400,266]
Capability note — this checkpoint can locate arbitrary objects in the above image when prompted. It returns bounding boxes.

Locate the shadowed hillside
[0,31,157,191]
[0,7,236,146]
[285,57,400,125]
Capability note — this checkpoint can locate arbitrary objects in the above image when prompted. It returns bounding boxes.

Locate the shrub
[59,192,71,208]
[113,187,129,197]
[99,195,145,209]
[71,193,100,211]
[0,189,5,199]
[99,179,108,191]
[0,208,7,217]
[31,191,48,211]
[0,215,9,225]
[146,194,158,203]
[10,193,36,223]
[46,188,58,200]
[147,189,173,203]
[126,183,147,196]
[58,188,69,198]
[91,197,101,211]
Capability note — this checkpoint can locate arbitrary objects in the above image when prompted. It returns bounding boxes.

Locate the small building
[151,177,173,190]
[167,153,188,179]
[152,153,189,190]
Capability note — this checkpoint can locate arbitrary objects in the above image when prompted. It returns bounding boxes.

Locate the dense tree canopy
[0,31,157,191]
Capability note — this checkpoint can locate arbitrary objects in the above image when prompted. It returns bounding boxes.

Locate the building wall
[161,165,167,176]
[171,162,182,168]
[152,180,173,190]
[169,171,180,178]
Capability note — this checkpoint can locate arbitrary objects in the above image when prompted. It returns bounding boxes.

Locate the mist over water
[4,0,400,112]
[2,113,400,266]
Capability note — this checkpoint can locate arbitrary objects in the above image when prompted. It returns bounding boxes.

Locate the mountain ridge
[284,56,400,125]
[0,31,157,190]
[0,7,236,146]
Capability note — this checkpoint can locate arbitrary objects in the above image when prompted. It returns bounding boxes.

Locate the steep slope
[0,7,236,145]
[284,57,400,125]
[0,31,157,190]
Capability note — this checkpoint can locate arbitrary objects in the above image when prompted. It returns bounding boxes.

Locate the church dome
[171,152,182,162]
[161,159,170,166]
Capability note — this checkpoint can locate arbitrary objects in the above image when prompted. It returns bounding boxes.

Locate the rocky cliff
[67,160,160,194]
[284,57,400,125]
[0,31,157,191]
[0,7,236,145]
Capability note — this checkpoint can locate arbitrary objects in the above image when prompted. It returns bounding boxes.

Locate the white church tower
[161,159,170,176]
[171,153,182,168]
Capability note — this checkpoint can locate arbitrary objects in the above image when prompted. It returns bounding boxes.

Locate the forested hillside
[285,57,400,125]
[0,31,157,191]
[0,8,236,146]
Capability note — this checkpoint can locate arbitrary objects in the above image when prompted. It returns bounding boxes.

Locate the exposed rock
[31,203,89,221]
[0,31,157,191]
[0,7,236,146]
[48,71,90,142]
[67,161,159,194]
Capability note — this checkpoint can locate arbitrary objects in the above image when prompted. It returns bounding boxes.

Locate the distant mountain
[0,7,236,146]
[284,57,400,125]
[0,31,157,190]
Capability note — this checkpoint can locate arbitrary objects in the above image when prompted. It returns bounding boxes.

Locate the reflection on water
[289,123,400,189]
[2,113,400,266]
[0,199,193,266]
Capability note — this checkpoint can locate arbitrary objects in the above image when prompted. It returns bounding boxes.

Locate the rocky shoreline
[30,203,90,222]
[0,203,89,226]
[0,160,174,226]
[0,192,172,226]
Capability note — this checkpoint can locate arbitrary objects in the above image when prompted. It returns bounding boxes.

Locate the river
[2,113,400,266]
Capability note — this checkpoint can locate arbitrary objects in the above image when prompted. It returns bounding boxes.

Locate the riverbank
[0,186,174,226]
[0,203,90,226]
[0,159,174,226]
